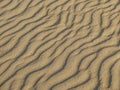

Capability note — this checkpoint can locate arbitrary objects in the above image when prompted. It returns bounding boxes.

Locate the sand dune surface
[0,0,120,90]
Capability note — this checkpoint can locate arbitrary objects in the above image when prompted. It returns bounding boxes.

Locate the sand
[0,0,120,90]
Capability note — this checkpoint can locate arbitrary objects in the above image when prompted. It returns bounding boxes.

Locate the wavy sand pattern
[0,0,120,90]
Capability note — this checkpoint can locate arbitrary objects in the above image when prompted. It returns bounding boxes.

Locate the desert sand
[0,0,120,90]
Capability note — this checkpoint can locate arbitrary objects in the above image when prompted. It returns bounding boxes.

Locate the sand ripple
[0,0,120,90]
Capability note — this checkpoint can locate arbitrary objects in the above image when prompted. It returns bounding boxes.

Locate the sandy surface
[0,0,120,90]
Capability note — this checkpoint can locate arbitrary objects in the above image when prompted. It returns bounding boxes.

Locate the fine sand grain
[0,0,120,90]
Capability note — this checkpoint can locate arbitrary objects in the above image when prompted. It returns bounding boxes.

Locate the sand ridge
[0,0,120,90]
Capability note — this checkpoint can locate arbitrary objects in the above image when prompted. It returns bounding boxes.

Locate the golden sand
[0,0,120,90]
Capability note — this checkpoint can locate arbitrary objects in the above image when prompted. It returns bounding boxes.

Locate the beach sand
[0,0,120,90]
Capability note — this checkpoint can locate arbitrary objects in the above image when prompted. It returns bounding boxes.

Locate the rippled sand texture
[0,0,120,90]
